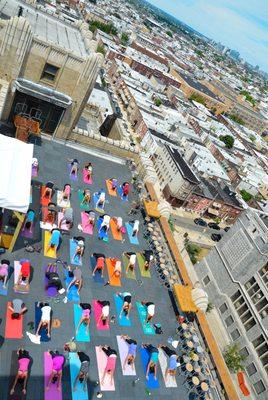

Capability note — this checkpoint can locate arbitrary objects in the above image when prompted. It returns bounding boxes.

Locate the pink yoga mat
[44,352,62,400]
[95,347,115,391]
[57,212,70,231]
[93,300,110,331]
[83,169,92,185]
[81,212,94,235]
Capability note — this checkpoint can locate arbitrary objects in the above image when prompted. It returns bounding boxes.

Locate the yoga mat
[158,349,177,388]
[95,347,115,391]
[93,193,105,213]
[64,270,80,302]
[106,258,121,287]
[57,190,71,208]
[114,294,131,327]
[110,219,122,241]
[68,164,78,181]
[106,180,117,196]
[40,186,52,206]
[32,164,38,177]
[125,222,139,245]
[44,265,58,297]
[93,300,110,331]
[136,302,155,335]
[30,186,33,203]
[0,274,8,296]
[140,347,160,389]
[118,186,128,201]
[8,350,19,399]
[35,302,50,342]
[21,221,34,238]
[78,190,90,211]
[58,212,70,231]
[116,336,136,376]
[41,207,57,228]
[90,256,105,284]
[83,168,92,185]
[70,239,83,266]
[44,352,63,400]
[5,301,23,339]
[97,218,108,242]
[73,304,90,342]
[44,231,57,259]
[81,212,94,235]
[137,253,151,278]
[69,352,89,400]
[122,255,136,280]
[14,261,29,294]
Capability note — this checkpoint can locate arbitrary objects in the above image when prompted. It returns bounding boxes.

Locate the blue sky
[146,0,268,72]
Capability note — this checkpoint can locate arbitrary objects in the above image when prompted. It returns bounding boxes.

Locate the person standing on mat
[68,158,79,176]
[0,259,10,288]
[9,299,27,319]
[92,253,105,277]
[158,345,179,379]
[73,351,90,392]
[59,206,73,229]
[81,189,91,206]
[22,209,35,233]
[42,181,54,200]
[141,301,155,324]
[47,228,61,256]
[45,264,64,293]
[35,302,52,338]
[96,189,105,208]
[72,237,85,263]
[15,260,31,291]
[76,303,91,335]
[121,335,137,370]
[10,348,31,395]
[46,350,65,391]
[100,345,117,386]
[84,162,93,180]
[143,250,154,270]
[142,344,159,380]
[121,182,130,199]
[97,300,110,326]
[132,219,139,237]
[117,292,132,319]
[124,252,136,274]
[67,266,83,294]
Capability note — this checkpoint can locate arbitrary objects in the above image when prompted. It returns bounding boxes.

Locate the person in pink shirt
[100,345,117,386]
[76,303,91,335]
[10,348,31,395]
[61,184,71,202]
[46,351,65,391]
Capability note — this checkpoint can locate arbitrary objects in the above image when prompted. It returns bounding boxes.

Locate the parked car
[208,222,220,230]
[224,226,231,232]
[194,218,207,227]
[211,233,222,242]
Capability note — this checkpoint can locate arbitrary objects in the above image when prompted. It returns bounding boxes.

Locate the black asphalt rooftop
[165,145,200,185]
[179,72,222,102]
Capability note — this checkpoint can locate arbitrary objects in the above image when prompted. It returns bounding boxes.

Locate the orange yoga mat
[106,180,117,197]
[5,302,23,339]
[106,258,121,287]
[110,219,122,241]
[40,186,51,206]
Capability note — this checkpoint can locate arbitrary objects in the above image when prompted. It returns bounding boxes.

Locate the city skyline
[146,0,268,73]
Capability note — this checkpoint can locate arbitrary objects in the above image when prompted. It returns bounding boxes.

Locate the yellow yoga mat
[44,231,56,259]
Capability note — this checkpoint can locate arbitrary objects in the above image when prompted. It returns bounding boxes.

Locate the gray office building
[196,210,268,399]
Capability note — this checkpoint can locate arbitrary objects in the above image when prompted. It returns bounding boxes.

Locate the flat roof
[165,144,200,184]
[179,72,222,102]
[0,0,87,58]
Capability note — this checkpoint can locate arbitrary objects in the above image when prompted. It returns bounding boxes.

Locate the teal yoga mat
[73,304,90,342]
[125,222,139,245]
[136,302,155,335]
[114,294,131,327]
[69,352,89,400]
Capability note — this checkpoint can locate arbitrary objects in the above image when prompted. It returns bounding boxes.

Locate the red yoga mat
[5,301,23,339]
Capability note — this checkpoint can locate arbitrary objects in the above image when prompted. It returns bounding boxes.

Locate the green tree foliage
[189,93,206,106]
[120,32,129,46]
[206,302,214,313]
[224,344,246,373]
[249,135,256,142]
[168,216,175,232]
[166,31,173,37]
[240,189,253,202]
[97,44,106,56]
[186,243,201,264]
[240,90,256,106]
[89,20,118,35]
[195,49,203,57]
[219,134,234,149]
[154,98,162,107]
[228,114,245,125]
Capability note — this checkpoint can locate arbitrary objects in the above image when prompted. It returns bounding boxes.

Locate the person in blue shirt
[46,228,61,255]
[23,209,35,233]
[158,345,179,379]
[142,343,159,380]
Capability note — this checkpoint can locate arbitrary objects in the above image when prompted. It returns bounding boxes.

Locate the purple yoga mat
[44,352,62,400]
[21,224,34,238]
[32,165,38,178]
[68,164,78,181]
[44,265,58,297]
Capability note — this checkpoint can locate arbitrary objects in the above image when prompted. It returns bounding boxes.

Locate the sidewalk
[174,225,214,248]
[171,207,229,229]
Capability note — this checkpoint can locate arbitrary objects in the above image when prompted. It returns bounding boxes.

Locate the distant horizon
[145,0,268,73]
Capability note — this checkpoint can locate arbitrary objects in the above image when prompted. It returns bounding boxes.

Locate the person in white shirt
[141,301,155,324]
[96,190,105,208]
[35,302,52,337]
[115,216,122,232]
[97,300,110,326]
[132,220,139,237]
[100,214,111,232]
[124,252,136,274]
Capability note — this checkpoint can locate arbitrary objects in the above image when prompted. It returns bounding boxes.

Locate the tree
[186,243,201,264]
[168,216,175,232]
[154,98,162,107]
[189,93,206,106]
[219,135,234,149]
[120,32,129,46]
[249,135,256,142]
[89,20,118,35]
[206,302,214,313]
[228,114,245,125]
[240,189,253,202]
[166,31,173,38]
[97,44,106,56]
[240,90,256,107]
[224,344,246,373]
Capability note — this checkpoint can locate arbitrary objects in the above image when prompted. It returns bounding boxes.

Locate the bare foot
[10,389,14,395]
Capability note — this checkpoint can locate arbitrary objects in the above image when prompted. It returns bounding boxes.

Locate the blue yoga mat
[136,302,155,335]
[140,347,160,389]
[69,352,89,400]
[125,222,139,245]
[93,193,105,212]
[90,256,105,284]
[114,294,131,327]
[118,186,128,202]
[73,304,90,342]
[70,239,83,266]
[0,277,8,296]
[97,218,108,242]
[35,302,50,342]
[64,270,80,302]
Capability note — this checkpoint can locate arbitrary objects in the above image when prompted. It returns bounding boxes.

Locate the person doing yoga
[76,303,91,335]
[158,345,179,378]
[67,266,83,294]
[109,178,118,191]
[141,301,155,324]
[81,189,91,206]
[59,207,73,229]
[46,351,65,391]
[143,250,154,270]
[68,158,79,176]
[0,259,10,288]
[42,181,54,200]
[46,228,61,256]
[44,203,57,225]
[84,210,95,226]
[22,209,35,233]
[109,259,122,280]
[96,189,105,208]
[73,351,90,392]
[97,300,110,326]
[15,260,31,291]
[99,214,110,233]
[72,237,85,263]
[35,302,52,338]
[124,252,136,274]
[142,344,159,380]
[99,345,117,385]
[61,184,71,202]
[132,220,139,237]
[117,292,132,319]
[9,299,27,319]
[45,264,64,293]
[92,253,105,277]
[113,216,122,232]
[121,335,137,370]
[10,348,31,395]
[121,182,130,198]
[84,162,93,180]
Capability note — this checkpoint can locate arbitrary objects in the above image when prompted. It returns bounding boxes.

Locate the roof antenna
[18,6,23,17]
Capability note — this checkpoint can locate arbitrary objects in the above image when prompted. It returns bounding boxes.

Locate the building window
[253,380,266,395]
[203,275,210,286]
[239,347,249,358]
[259,263,268,288]
[252,335,268,374]
[41,63,59,81]
[246,363,257,377]
[219,303,228,314]
[230,329,240,341]
[225,315,234,327]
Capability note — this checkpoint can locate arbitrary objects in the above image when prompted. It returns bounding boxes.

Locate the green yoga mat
[78,190,91,211]
[122,255,136,280]
[137,253,151,278]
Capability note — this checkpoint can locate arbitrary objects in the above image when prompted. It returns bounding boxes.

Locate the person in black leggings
[10,349,31,396]
[45,264,63,292]
[158,345,179,378]
[121,335,137,370]
[99,346,117,386]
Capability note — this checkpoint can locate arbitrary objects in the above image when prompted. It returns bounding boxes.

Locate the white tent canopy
[0,134,33,213]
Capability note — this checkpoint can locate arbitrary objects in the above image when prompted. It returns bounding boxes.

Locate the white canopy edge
[0,134,33,213]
